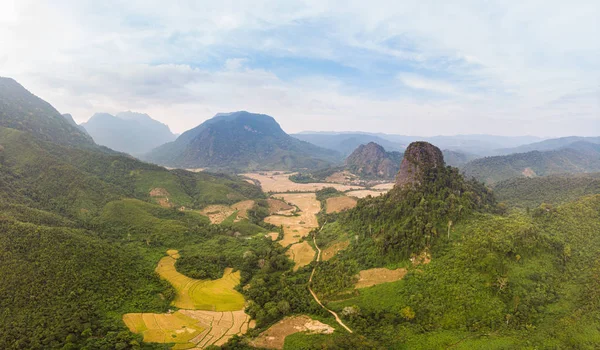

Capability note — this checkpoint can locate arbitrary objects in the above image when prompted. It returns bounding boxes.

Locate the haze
[0,0,598,136]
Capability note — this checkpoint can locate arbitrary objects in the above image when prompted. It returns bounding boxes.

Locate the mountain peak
[395,141,445,188]
[345,142,402,179]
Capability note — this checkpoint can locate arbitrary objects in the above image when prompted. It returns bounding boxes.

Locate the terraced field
[156,250,245,311]
[123,250,252,349]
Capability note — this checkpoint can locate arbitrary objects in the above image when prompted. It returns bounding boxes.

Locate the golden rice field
[123,312,204,346]
[155,250,245,311]
[123,250,253,349]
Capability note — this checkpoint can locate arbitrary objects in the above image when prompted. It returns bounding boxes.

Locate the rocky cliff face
[395,141,445,188]
[345,142,402,179]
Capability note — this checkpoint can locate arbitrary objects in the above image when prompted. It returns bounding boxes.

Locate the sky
[0,0,599,136]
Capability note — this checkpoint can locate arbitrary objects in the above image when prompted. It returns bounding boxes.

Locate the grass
[155,250,246,311]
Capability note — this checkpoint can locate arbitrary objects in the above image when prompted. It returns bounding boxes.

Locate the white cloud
[0,0,598,136]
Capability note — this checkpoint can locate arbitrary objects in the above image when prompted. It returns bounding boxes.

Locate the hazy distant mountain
[144,111,341,171]
[345,142,403,179]
[462,142,600,185]
[0,77,94,146]
[295,131,543,156]
[442,149,479,167]
[497,136,600,155]
[81,111,176,156]
[292,133,404,156]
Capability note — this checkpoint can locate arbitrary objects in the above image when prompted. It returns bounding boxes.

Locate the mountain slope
[145,111,341,170]
[292,133,404,156]
[345,142,402,179]
[494,172,600,208]
[81,111,176,155]
[462,142,600,184]
[0,77,94,146]
[498,136,600,154]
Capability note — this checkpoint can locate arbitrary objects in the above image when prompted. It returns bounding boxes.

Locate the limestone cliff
[395,141,445,188]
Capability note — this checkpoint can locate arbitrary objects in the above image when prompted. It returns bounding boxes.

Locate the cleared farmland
[123,250,253,349]
[264,193,320,247]
[250,315,334,349]
[155,250,245,311]
[325,196,357,213]
[355,267,407,289]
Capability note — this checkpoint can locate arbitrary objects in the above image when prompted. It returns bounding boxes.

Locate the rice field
[155,250,245,311]
[123,250,253,348]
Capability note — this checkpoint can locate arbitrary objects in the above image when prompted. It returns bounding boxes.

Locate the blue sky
[0,0,598,136]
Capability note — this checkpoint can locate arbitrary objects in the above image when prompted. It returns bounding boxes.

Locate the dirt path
[308,224,353,333]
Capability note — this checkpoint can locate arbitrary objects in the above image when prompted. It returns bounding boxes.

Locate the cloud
[0,0,598,136]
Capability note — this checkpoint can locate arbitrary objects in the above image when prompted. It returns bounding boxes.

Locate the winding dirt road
[308,224,353,333]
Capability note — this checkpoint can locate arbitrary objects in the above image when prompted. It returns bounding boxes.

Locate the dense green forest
[493,173,600,208]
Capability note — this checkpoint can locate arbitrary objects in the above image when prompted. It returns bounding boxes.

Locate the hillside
[81,111,176,156]
[0,80,278,349]
[462,142,600,184]
[493,173,600,208]
[0,77,94,146]
[345,142,402,179]
[144,111,341,171]
[307,141,600,348]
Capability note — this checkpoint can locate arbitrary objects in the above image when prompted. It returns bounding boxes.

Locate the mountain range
[461,141,600,184]
[81,111,177,156]
[144,111,341,171]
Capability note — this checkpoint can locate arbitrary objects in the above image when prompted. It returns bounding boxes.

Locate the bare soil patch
[231,200,255,219]
[250,315,334,349]
[355,267,407,289]
[149,188,170,197]
[322,241,350,261]
[287,241,316,271]
[522,167,536,177]
[346,189,387,199]
[242,172,364,193]
[265,193,320,247]
[411,250,431,266]
[265,232,279,241]
[199,205,236,224]
[371,183,395,190]
[325,196,357,214]
[267,198,294,214]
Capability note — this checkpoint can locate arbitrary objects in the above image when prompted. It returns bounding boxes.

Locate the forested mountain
[493,172,600,208]
[0,77,94,146]
[144,111,341,171]
[81,111,176,156]
[345,142,402,179]
[0,80,272,349]
[311,141,600,348]
[462,142,600,184]
[442,149,478,167]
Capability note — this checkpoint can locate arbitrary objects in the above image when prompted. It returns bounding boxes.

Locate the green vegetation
[462,145,600,185]
[327,196,600,348]
[144,111,341,171]
[493,173,600,208]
